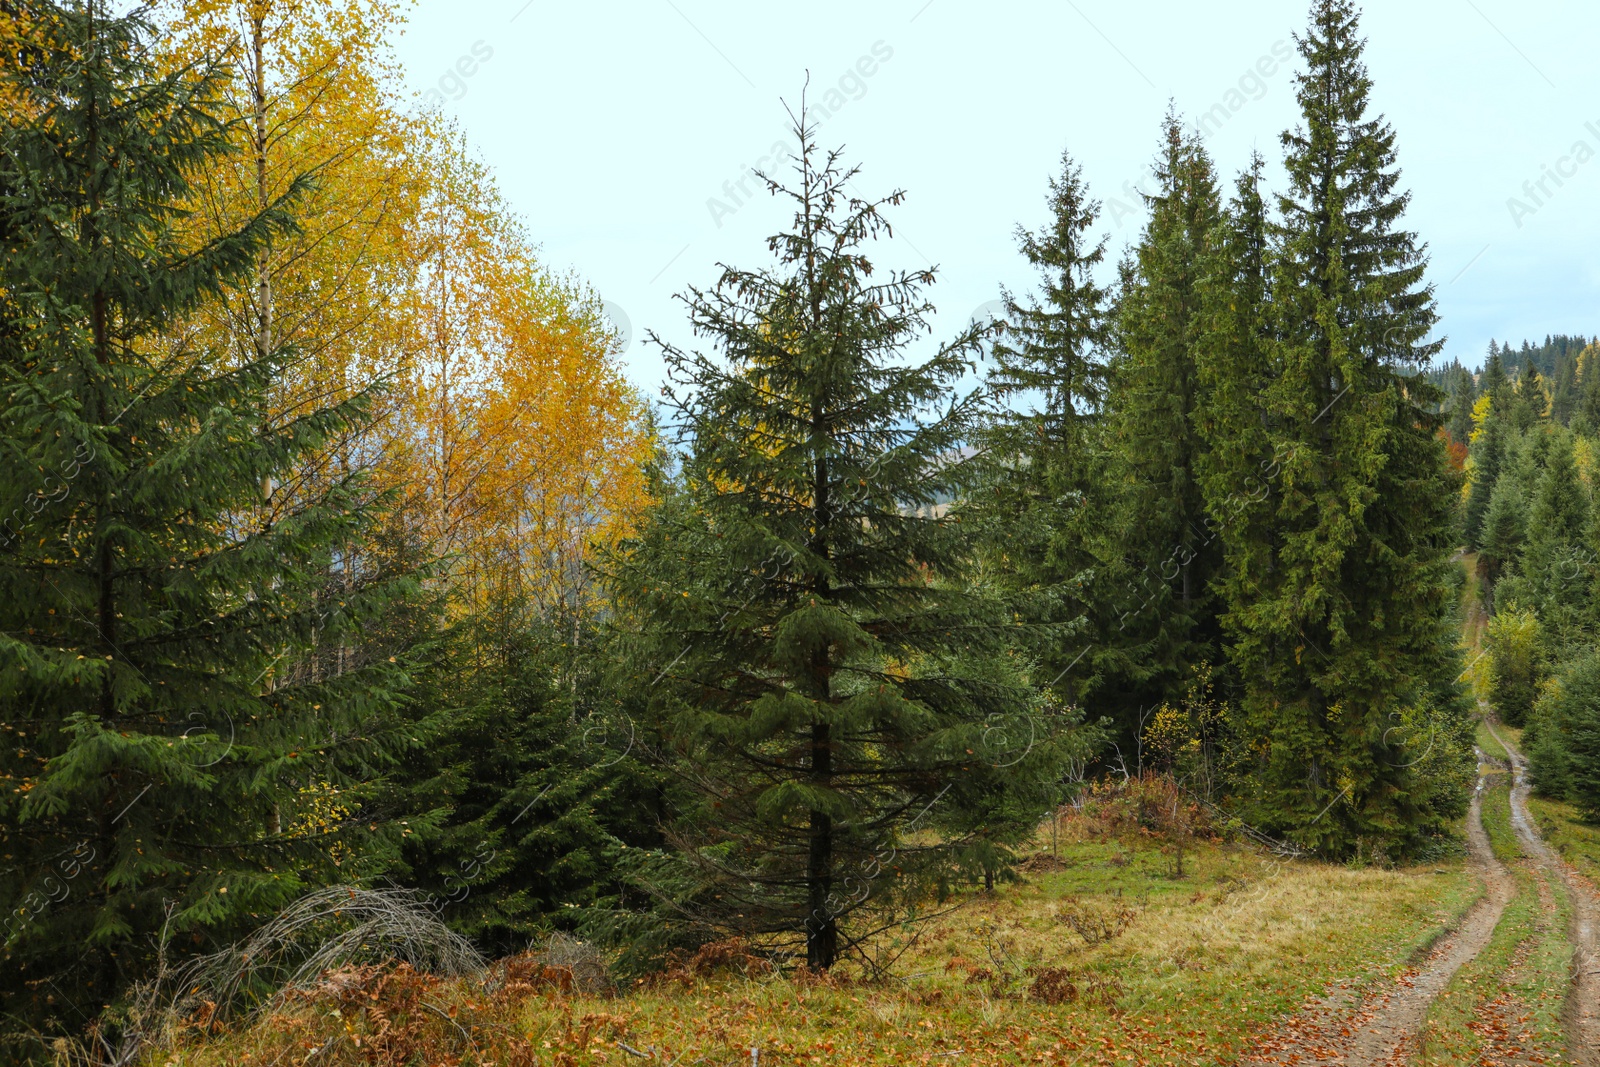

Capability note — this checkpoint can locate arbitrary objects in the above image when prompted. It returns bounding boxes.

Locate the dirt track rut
[1484,716,1600,1065]
[1247,777,1514,1066]
[1251,718,1600,1065]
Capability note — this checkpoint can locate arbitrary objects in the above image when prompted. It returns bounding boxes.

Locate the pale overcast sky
[390,1,1599,393]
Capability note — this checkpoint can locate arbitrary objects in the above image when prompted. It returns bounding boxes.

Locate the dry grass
[145,795,1479,1067]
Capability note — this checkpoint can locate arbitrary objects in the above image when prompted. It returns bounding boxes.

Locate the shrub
[1486,610,1540,726]
[1527,653,1600,816]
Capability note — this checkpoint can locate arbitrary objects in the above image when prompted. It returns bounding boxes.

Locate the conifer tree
[1482,345,1515,412]
[1509,358,1545,430]
[1497,434,1590,648]
[611,112,1087,971]
[1551,354,1577,425]
[1105,114,1224,719]
[1447,365,1475,444]
[376,591,664,957]
[1523,646,1596,801]
[1195,155,1277,650]
[1576,344,1600,430]
[973,147,1110,711]
[1464,405,1505,548]
[0,2,415,1035]
[1224,0,1467,856]
[1478,476,1526,587]
[1546,656,1600,816]
[1523,359,1547,415]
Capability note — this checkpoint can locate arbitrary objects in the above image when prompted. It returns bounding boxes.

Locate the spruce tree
[1551,353,1577,425]
[1478,475,1525,587]
[1481,343,1514,413]
[1577,344,1600,431]
[1447,365,1475,445]
[973,147,1111,713]
[1226,0,1467,856]
[1524,648,1597,802]
[1195,155,1277,665]
[0,2,415,1036]
[1463,407,1505,548]
[1551,656,1600,816]
[1104,114,1224,720]
[389,603,664,956]
[612,113,1086,970]
[1510,358,1545,430]
[1497,433,1590,648]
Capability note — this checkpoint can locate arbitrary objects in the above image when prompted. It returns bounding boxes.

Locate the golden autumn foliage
[393,148,651,609]
[156,0,650,610]
[0,6,50,123]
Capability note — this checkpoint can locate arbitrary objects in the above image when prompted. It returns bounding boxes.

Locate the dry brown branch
[168,885,484,1022]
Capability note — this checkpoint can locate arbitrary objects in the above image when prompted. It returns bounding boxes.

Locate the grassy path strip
[1476,720,1509,764]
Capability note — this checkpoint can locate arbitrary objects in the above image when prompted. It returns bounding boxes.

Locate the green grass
[1528,793,1600,886]
[1476,719,1509,763]
[1481,772,1519,863]
[1458,551,1488,655]
[1415,778,1573,1066]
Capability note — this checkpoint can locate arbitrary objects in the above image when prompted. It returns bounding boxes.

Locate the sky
[388,0,1600,394]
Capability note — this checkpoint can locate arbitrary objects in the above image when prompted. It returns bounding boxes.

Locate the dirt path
[1248,768,1514,1066]
[1483,716,1600,1066]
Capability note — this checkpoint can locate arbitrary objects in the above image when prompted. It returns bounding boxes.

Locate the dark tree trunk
[806,723,835,969]
[805,421,837,969]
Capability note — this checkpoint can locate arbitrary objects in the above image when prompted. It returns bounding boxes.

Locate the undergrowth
[141,779,1478,1067]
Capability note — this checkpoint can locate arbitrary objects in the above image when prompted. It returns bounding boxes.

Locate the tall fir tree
[1515,357,1548,425]
[1551,352,1577,425]
[1482,342,1513,412]
[1463,402,1505,549]
[1104,113,1225,725]
[1195,154,1278,673]
[1478,475,1526,588]
[1526,652,1600,814]
[972,147,1111,715]
[1576,343,1600,431]
[610,112,1087,970]
[0,2,417,1039]
[1223,0,1468,856]
[1447,365,1475,445]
